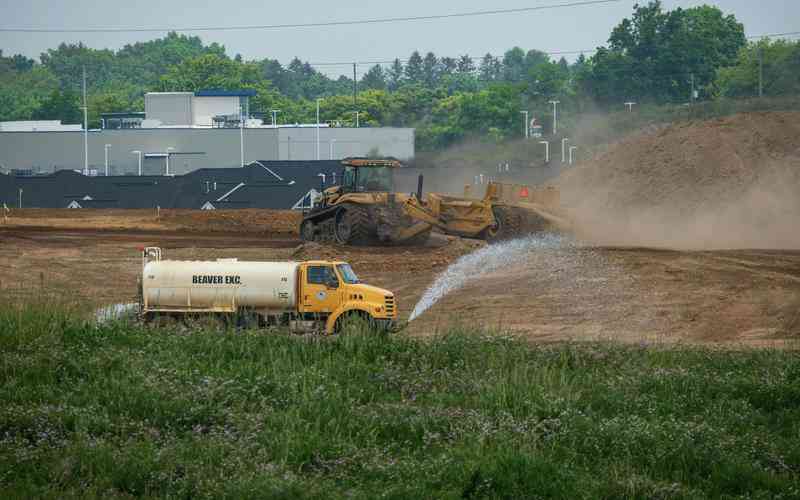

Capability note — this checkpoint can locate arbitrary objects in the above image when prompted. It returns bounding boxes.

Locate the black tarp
[0,161,343,209]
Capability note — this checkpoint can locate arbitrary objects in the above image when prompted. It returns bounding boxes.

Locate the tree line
[1,1,798,150]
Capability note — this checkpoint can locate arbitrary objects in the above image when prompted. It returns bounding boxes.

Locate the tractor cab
[340,158,400,193]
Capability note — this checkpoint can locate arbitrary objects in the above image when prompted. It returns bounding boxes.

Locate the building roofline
[195,89,257,97]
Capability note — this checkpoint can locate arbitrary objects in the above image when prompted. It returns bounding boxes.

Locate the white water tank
[142,260,299,312]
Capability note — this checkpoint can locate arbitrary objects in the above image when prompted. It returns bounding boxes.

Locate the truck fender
[325,304,374,334]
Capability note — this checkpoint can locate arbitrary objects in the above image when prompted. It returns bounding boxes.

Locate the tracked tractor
[299,157,560,246]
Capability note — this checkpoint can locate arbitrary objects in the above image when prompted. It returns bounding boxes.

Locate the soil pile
[556,111,800,249]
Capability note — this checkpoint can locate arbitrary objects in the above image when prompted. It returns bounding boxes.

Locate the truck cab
[297,260,396,333]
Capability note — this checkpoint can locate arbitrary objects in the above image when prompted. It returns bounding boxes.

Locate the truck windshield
[336,263,360,284]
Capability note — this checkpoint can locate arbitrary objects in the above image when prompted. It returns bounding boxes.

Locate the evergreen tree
[479,53,501,81]
[387,58,404,90]
[361,64,386,90]
[405,51,424,84]
[422,52,440,87]
[440,57,457,77]
[457,55,476,74]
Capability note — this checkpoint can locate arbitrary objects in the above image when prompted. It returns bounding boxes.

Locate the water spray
[408,234,568,322]
[95,303,139,324]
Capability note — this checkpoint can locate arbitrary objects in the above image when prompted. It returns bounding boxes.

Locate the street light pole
[270,109,281,126]
[561,138,569,163]
[239,105,245,168]
[569,146,577,165]
[539,141,550,163]
[104,144,111,176]
[520,110,529,139]
[624,102,637,112]
[82,66,88,175]
[549,100,560,135]
[758,47,764,98]
[316,98,322,160]
[355,111,360,128]
[131,150,142,176]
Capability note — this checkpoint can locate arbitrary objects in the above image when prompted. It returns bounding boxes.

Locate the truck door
[300,265,343,314]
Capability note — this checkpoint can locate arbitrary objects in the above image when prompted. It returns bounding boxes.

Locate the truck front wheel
[334,311,375,334]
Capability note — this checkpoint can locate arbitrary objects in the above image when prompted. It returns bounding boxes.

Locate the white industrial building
[0,90,414,176]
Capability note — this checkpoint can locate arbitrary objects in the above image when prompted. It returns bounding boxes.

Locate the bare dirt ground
[407,242,800,346]
[1,212,798,346]
[2,112,799,345]
[2,208,301,235]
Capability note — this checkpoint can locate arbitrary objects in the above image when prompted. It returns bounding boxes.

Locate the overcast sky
[1,0,797,78]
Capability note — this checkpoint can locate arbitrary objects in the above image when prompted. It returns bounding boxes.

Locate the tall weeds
[1,303,798,498]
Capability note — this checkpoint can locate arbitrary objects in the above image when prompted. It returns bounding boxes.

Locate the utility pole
[520,110,529,139]
[758,47,764,98]
[104,144,111,176]
[18,188,22,209]
[330,139,336,160]
[625,102,636,112]
[690,73,696,104]
[539,141,550,163]
[316,98,322,160]
[354,111,360,128]
[569,146,577,165]
[82,66,88,175]
[561,138,569,163]
[549,100,560,135]
[353,63,357,107]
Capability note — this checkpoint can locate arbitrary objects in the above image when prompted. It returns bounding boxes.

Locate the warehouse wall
[0,127,414,175]
[144,93,193,126]
[278,127,414,161]
[193,96,239,126]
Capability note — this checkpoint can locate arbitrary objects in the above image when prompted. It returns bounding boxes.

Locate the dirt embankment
[556,111,800,249]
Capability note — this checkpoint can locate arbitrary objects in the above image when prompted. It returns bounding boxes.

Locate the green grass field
[1,302,799,499]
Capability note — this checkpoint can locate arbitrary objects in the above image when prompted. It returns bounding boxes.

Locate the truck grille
[384,295,395,316]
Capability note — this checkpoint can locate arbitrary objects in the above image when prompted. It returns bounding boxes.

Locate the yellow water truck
[138,247,397,333]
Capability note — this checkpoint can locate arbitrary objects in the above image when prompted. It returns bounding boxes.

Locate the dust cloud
[556,111,800,250]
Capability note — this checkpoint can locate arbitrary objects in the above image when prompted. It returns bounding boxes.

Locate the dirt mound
[556,111,800,249]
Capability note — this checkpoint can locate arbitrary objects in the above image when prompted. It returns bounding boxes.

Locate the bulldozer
[299,157,562,246]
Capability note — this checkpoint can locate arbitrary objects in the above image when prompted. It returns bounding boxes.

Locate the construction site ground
[1,210,798,346]
[3,111,799,346]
